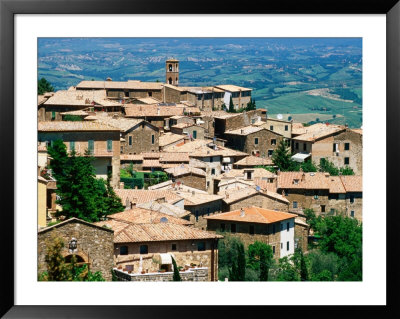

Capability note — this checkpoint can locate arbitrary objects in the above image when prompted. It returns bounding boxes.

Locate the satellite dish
[160,217,168,223]
[277,114,283,120]
[256,185,261,191]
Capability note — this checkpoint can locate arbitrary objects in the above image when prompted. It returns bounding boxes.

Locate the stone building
[76,80,164,101]
[214,109,267,137]
[168,115,195,128]
[233,155,273,169]
[166,58,179,86]
[165,165,207,191]
[38,121,121,188]
[123,104,185,129]
[224,126,284,158]
[221,187,290,213]
[95,115,159,154]
[105,221,222,281]
[292,123,363,175]
[159,132,185,150]
[172,190,223,229]
[163,84,226,111]
[37,218,114,281]
[205,206,298,259]
[294,218,309,253]
[260,117,293,139]
[170,123,205,140]
[214,85,252,111]
[39,89,122,122]
[276,172,363,221]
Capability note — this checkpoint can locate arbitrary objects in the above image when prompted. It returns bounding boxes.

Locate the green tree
[172,257,181,281]
[228,96,235,113]
[300,161,318,172]
[63,115,83,122]
[247,241,273,281]
[38,77,54,95]
[272,140,297,171]
[40,236,105,281]
[228,241,246,281]
[47,140,124,222]
[339,166,355,175]
[298,248,309,281]
[273,256,300,281]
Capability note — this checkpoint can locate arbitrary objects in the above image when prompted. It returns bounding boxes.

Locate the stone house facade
[121,121,159,154]
[222,188,290,213]
[264,118,293,139]
[277,172,362,221]
[111,223,222,281]
[170,124,205,140]
[205,207,298,260]
[38,218,114,281]
[214,109,267,137]
[292,125,362,175]
[38,122,121,188]
[224,126,284,158]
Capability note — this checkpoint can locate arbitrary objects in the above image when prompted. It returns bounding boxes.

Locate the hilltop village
[37,59,362,281]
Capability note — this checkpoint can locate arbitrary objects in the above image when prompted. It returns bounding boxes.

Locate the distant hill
[38,38,362,128]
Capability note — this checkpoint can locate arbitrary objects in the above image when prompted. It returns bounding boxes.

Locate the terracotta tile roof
[114,223,222,243]
[173,191,222,206]
[291,122,306,135]
[114,189,182,205]
[215,84,252,92]
[234,156,273,167]
[39,217,114,234]
[159,132,185,147]
[295,218,309,227]
[134,97,161,104]
[171,123,197,129]
[60,110,89,116]
[200,110,230,118]
[94,219,131,233]
[95,116,151,132]
[165,165,206,177]
[147,180,173,190]
[292,123,346,142]
[107,207,192,226]
[83,115,98,121]
[38,121,120,132]
[221,187,289,204]
[141,152,161,159]
[218,179,254,188]
[124,104,184,117]
[160,152,189,163]
[142,159,161,167]
[340,175,362,192]
[38,95,49,106]
[137,201,191,219]
[216,168,276,180]
[328,176,346,193]
[44,89,121,107]
[76,80,163,90]
[225,125,265,136]
[277,172,331,190]
[205,206,296,224]
[164,140,247,158]
[253,179,278,192]
[120,154,143,161]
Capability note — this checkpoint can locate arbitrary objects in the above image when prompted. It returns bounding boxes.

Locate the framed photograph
[1,0,398,317]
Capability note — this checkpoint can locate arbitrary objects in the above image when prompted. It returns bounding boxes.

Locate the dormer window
[293,179,299,185]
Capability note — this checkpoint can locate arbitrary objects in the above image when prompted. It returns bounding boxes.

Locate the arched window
[169,64,172,71]
[168,77,172,84]
[176,78,178,84]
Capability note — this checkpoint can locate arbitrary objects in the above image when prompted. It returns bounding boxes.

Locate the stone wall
[176,174,207,191]
[163,86,181,103]
[223,193,289,213]
[207,220,282,260]
[294,222,309,253]
[114,267,209,282]
[114,239,219,281]
[265,119,292,139]
[122,123,159,154]
[215,109,267,137]
[186,200,223,229]
[38,220,114,281]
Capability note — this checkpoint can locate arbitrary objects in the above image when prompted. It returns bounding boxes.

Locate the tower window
[168,77,172,84]
[169,64,172,71]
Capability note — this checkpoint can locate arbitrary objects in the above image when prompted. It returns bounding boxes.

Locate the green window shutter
[107,140,112,152]
[51,111,56,120]
[151,135,155,144]
[193,130,197,139]
[88,140,94,154]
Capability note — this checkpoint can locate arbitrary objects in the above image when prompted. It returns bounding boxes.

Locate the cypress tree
[172,257,181,281]
[229,96,235,113]
[237,242,246,281]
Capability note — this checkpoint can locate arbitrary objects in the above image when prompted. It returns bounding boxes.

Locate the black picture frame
[1,0,399,317]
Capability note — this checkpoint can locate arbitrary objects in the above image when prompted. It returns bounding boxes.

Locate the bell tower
[166,58,179,86]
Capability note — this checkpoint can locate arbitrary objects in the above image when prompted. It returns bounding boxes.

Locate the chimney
[241,129,244,134]
[301,173,305,182]
[157,108,160,115]
[125,198,130,210]
[282,189,285,197]
[135,186,138,190]
[192,190,195,196]
[119,182,125,189]
[240,208,245,217]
